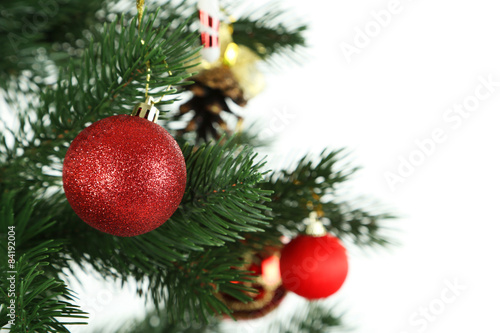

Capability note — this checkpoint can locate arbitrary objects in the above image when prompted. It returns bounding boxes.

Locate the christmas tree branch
[0,0,106,86]
[230,1,307,62]
[173,139,272,245]
[149,245,257,323]
[1,9,273,319]
[270,302,345,333]
[1,10,198,194]
[0,189,87,332]
[0,1,396,331]
[263,149,394,246]
[115,308,223,333]
[26,139,271,319]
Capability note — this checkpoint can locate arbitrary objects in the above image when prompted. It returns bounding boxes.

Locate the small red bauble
[63,115,186,237]
[280,234,348,300]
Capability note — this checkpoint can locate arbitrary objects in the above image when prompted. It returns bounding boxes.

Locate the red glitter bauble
[63,115,186,237]
[280,234,348,300]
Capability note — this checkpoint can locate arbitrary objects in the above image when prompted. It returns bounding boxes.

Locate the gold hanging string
[156,59,174,104]
[137,0,145,27]
[307,187,324,218]
[305,188,327,236]
[136,0,172,105]
[132,0,157,122]
[145,58,151,99]
[136,0,152,101]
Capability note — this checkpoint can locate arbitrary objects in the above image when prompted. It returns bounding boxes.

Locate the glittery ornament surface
[63,115,186,237]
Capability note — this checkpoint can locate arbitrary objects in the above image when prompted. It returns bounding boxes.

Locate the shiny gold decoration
[215,247,287,320]
[178,20,266,140]
[132,96,159,123]
[136,0,145,26]
[223,42,239,66]
[305,212,327,237]
[220,24,265,100]
[191,23,265,101]
[192,66,246,106]
[305,189,327,236]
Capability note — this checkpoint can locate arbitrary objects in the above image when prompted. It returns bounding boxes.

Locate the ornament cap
[132,96,159,123]
[305,212,327,237]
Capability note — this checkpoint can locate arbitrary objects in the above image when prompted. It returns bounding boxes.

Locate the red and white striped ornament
[198,0,220,63]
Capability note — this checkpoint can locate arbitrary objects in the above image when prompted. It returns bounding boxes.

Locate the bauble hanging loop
[304,211,327,237]
[132,96,159,123]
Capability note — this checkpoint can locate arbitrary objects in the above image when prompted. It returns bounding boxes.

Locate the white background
[245,0,500,332]
[3,0,500,332]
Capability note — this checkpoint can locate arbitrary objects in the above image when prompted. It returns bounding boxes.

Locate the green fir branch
[114,308,222,333]
[269,302,346,333]
[230,2,307,62]
[0,0,106,84]
[151,245,257,324]
[0,189,87,332]
[1,9,273,319]
[264,149,394,246]
[1,11,198,194]
[27,138,271,320]
[174,138,272,245]
[0,1,396,331]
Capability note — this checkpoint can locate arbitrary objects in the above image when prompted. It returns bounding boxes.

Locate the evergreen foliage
[231,3,307,62]
[0,1,393,331]
[0,0,105,85]
[263,150,394,246]
[0,189,87,332]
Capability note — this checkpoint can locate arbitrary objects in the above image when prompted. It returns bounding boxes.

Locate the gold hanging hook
[304,188,327,236]
[133,0,173,122]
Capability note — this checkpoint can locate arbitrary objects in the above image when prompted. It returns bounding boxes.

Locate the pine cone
[176,66,246,141]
